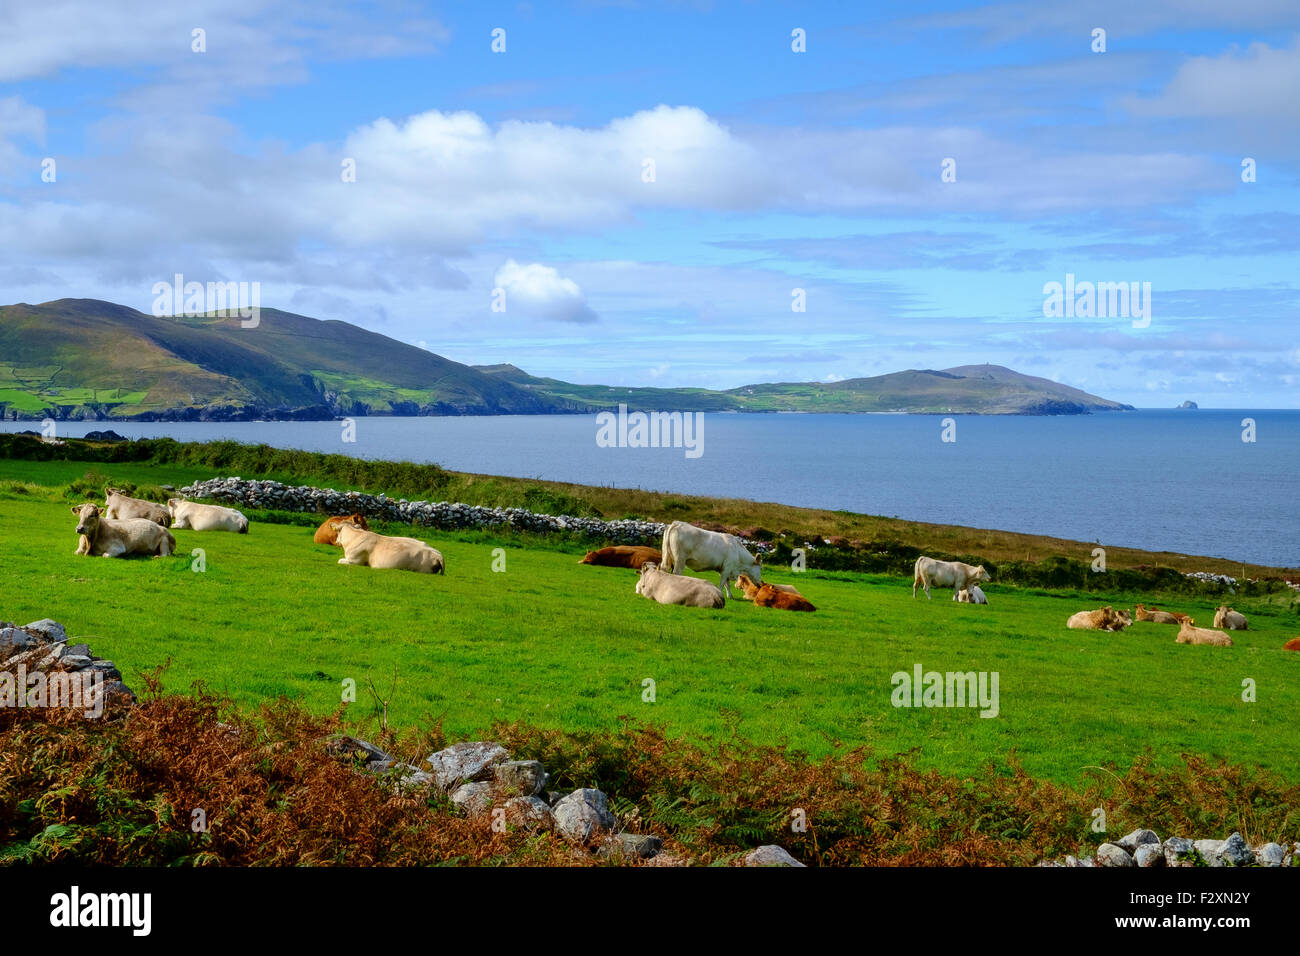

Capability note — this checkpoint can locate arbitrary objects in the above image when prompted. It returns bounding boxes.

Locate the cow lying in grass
[314,513,370,545]
[104,487,171,526]
[957,586,988,604]
[634,563,724,609]
[168,498,249,533]
[1135,603,1185,625]
[1066,606,1130,631]
[1176,620,1233,647]
[72,503,175,557]
[579,545,661,570]
[734,574,816,612]
[1214,606,1248,630]
[913,556,990,600]
[335,521,444,574]
[735,573,801,598]
[1283,637,1300,652]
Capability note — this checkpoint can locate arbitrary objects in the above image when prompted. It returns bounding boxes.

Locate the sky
[0,0,1297,407]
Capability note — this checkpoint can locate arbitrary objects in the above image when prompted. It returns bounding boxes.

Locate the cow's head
[974,565,991,585]
[578,551,595,565]
[348,513,370,529]
[743,549,763,585]
[72,502,101,536]
[735,573,762,598]
[335,518,365,544]
[104,486,119,499]
[167,498,184,511]
[635,562,656,596]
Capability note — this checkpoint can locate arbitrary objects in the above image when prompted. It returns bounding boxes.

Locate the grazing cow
[1282,637,1300,652]
[104,487,171,527]
[1135,603,1181,625]
[335,521,444,574]
[1066,606,1129,631]
[957,586,988,604]
[913,556,990,600]
[734,574,816,612]
[660,521,761,599]
[314,513,370,546]
[736,573,802,599]
[168,498,249,533]
[579,545,662,570]
[634,563,725,609]
[1213,606,1248,630]
[72,503,175,557]
[1177,620,1233,647]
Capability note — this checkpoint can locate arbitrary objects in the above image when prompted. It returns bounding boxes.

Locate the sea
[3,409,1296,568]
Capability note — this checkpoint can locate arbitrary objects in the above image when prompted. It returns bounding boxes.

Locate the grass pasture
[2,463,1298,787]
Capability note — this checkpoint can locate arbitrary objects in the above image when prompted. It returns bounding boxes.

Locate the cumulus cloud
[493,259,598,324]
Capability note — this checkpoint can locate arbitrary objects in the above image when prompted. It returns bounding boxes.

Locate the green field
[3,460,1297,787]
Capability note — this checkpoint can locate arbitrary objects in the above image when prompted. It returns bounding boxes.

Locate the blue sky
[1,0,1297,406]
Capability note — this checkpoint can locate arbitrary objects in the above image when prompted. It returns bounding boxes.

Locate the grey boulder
[1134,844,1166,867]
[743,845,805,867]
[425,741,509,791]
[1096,843,1135,867]
[552,788,616,845]
[494,760,547,797]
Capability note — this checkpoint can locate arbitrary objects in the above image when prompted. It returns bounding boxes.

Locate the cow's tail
[661,523,677,574]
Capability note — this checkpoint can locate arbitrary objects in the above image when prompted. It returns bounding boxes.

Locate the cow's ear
[71,505,81,514]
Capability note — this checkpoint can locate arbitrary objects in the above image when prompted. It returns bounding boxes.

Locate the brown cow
[1135,603,1182,625]
[1282,638,1300,652]
[578,545,662,570]
[314,513,370,546]
[736,573,802,599]
[735,574,816,612]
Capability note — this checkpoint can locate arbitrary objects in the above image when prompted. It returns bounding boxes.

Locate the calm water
[4,410,1297,567]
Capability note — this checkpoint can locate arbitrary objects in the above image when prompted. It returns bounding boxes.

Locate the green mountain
[0,298,1131,420]
[0,299,565,420]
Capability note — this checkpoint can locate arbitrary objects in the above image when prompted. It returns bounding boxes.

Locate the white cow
[660,520,761,599]
[336,522,445,574]
[957,585,988,604]
[168,498,249,533]
[635,563,725,609]
[913,555,990,600]
[104,487,171,526]
[72,503,175,557]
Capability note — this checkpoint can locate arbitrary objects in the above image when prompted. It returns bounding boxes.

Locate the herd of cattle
[66,489,1294,648]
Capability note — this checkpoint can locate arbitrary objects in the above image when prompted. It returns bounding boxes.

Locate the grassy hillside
[2,465,1298,787]
[0,299,560,419]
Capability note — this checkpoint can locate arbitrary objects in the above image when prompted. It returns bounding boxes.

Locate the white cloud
[1123,38,1300,119]
[493,259,598,324]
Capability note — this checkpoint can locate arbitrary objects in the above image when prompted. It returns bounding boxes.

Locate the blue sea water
[3,409,1296,567]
